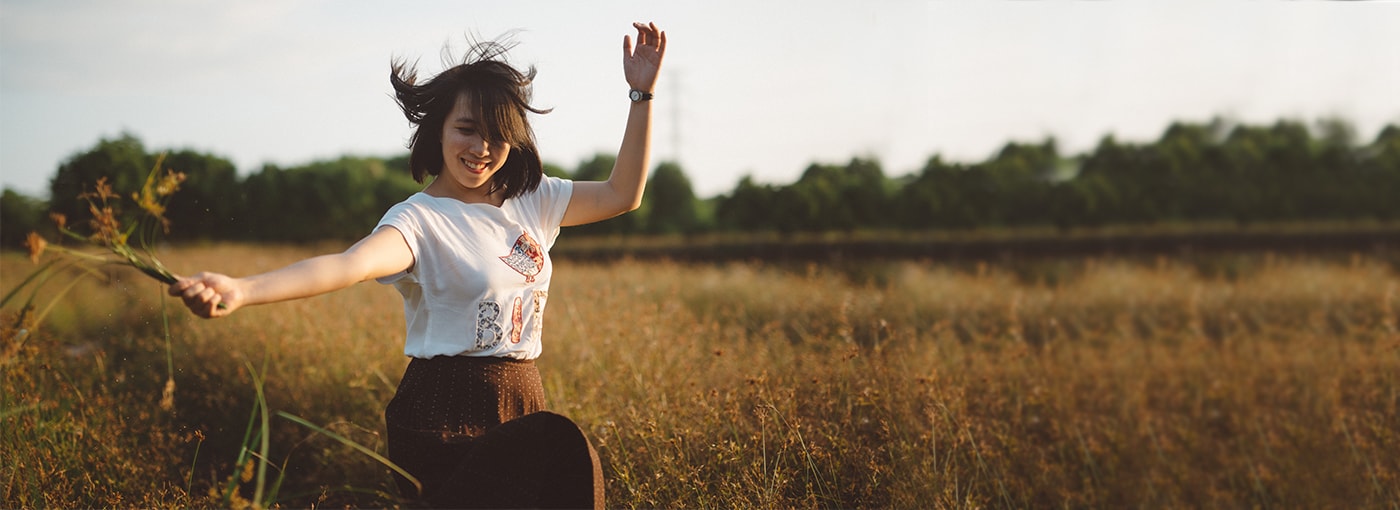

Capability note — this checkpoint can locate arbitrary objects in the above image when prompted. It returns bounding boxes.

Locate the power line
[670,69,682,165]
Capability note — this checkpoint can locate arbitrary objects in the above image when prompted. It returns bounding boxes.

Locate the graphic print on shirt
[509,296,524,344]
[476,301,504,350]
[531,290,548,342]
[499,231,544,283]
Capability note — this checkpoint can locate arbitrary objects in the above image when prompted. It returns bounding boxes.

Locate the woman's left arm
[562,21,667,227]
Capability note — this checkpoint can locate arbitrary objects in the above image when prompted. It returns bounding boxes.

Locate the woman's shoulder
[394,191,453,211]
[507,176,573,234]
[515,176,573,205]
[518,176,571,196]
[379,192,437,221]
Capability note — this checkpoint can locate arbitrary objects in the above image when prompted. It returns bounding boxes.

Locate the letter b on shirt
[476,301,504,350]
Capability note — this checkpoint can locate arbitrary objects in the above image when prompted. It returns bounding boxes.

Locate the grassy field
[3,243,1398,508]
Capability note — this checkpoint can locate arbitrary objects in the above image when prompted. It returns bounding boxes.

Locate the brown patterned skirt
[385,355,602,508]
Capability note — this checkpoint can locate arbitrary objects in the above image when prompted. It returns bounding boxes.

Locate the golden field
[2,244,1398,508]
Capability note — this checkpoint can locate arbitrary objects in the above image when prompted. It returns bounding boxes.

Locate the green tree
[764,157,894,232]
[572,154,616,182]
[238,156,420,242]
[840,157,894,229]
[0,188,48,249]
[1075,135,1137,223]
[542,162,571,179]
[1363,124,1400,220]
[894,157,981,229]
[47,133,150,229]
[43,133,250,241]
[981,139,1059,225]
[787,162,845,231]
[715,175,778,231]
[159,149,243,240]
[566,154,646,236]
[644,161,700,234]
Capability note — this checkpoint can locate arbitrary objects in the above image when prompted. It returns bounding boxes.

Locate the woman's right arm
[169,227,414,318]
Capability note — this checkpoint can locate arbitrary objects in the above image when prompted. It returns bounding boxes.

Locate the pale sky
[2,0,1398,199]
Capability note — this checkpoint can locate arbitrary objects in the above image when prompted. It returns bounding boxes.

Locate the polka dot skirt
[388,355,546,437]
[385,355,547,498]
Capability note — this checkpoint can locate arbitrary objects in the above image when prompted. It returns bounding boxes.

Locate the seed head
[24,232,47,263]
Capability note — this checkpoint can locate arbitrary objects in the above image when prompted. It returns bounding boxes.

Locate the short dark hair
[391,40,551,199]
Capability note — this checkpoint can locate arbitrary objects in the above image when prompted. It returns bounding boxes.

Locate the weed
[2,249,1398,507]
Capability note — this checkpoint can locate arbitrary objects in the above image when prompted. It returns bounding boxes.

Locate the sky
[2,0,1398,200]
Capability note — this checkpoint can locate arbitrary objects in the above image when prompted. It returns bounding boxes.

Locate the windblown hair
[391,38,551,198]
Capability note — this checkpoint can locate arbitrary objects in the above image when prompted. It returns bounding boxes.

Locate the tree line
[2,117,1398,249]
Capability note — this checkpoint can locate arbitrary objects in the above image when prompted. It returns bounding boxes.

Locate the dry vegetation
[3,244,1398,508]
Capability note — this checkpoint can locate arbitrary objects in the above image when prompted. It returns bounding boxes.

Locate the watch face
[630,90,642,101]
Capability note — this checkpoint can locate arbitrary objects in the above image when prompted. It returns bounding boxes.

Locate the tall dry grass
[2,245,1398,508]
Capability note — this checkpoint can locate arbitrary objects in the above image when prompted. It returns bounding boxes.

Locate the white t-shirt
[375,176,573,359]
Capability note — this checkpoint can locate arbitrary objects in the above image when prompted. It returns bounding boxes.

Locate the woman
[171,22,666,507]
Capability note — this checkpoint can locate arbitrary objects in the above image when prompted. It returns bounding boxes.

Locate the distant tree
[1220,121,1311,223]
[48,133,150,229]
[42,133,255,241]
[1078,126,1206,224]
[894,157,944,229]
[1046,175,1113,230]
[572,154,616,182]
[0,188,48,249]
[238,156,420,242]
[715,175,778,231]
[693,196,718,232]
[1075,135,1135,223]
[981,139,1059,225]
[565,154,645,235]
[840,157,894,229]
[895,157,976,229]
[1296,119,1358,219]
[27,117,1398,244]
[788,162,846,231]
[1153,121,1222,221]
[1363,124,1400,220]
[644,161,700,234]
[542,162,571,179]
[763,157,894,232]
[159,149,243,240]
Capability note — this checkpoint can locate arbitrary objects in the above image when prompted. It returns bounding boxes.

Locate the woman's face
[435,92,511,201]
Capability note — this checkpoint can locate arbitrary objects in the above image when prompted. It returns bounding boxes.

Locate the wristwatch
[629,89,653,102]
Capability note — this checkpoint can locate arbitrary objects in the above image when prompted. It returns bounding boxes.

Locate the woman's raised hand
[169,272,245,319]
[623,22,666,94]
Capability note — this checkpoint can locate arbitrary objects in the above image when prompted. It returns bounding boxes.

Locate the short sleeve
[536,176,573,232]
[526,176,573,248]
[374,198,424,284]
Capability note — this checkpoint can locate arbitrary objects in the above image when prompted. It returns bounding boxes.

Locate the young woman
[170,22,666,507]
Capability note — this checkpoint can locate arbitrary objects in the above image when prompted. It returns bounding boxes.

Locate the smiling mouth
[462,158,489,173]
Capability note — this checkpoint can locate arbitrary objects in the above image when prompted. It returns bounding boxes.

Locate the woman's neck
[424,178,505,207]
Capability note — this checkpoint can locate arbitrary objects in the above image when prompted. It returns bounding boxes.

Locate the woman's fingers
[622,22,665,92]
[201,292,224,318]
[168,277,193,296]
[169,273,230,318]
[632,21,662,49]
[182,285,211,310]
[179,281,206,302]
[190,287,223,318]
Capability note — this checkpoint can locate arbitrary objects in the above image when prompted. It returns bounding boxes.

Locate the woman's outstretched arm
[169,226,413,318]
[561,21,667,227]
